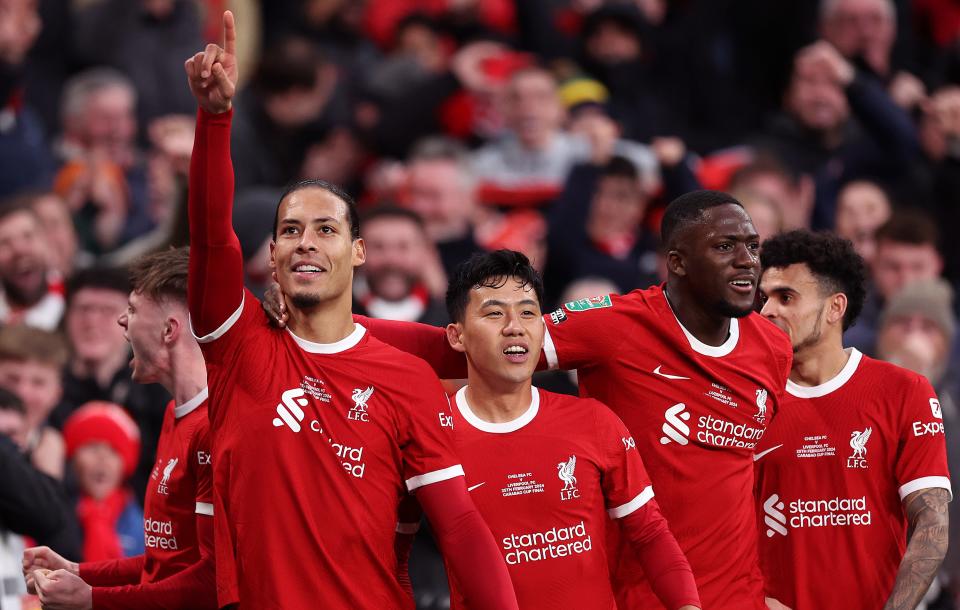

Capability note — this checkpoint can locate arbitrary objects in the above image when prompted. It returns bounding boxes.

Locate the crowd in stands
[0,0,959,607]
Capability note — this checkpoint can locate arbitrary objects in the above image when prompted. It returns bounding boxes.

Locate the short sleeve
[895,375,952,501]
[542,293,632,371]
[400,367,465,492]
[594,401,655,519]
[193,419,214,515]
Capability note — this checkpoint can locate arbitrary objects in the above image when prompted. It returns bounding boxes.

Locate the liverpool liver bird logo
[849,428,872,459]
[351,386,374,412]
[557,455,577,490]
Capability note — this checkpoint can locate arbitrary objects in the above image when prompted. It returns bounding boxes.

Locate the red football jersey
[195,289,464,609]
[542,285,792,609]
[448,386,653,609]
[141,390,212,584]
[754,349,952,609]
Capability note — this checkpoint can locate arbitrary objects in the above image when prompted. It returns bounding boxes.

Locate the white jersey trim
[190,294,245,344]
[607,485,655,519]
[396,522,420,534]
[195,502,214,516]
[406,464,465,492]
[542,323,559,370]
[664,290,739,357]
[898,476,953,501]
[287,323,366,354]
[174,387,209,419]
[455,386,540,434]
[786,348,862,398]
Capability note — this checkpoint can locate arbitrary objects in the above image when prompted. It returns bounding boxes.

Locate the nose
[502,311,525,336]
[733,243,758,269]
[760,298,777,320]
[297,229,320,252]
[117,312,127,329]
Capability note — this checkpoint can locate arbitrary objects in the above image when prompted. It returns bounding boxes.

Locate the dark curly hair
[760,230,867,331]
[446,250,544,324]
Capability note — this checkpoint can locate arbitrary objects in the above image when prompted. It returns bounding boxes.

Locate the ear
[827,292,848,327]
[666,249,686,277]
[446,323,467,354]
[353,237,366,267]
[163,315,182,346]
[269,240,276,270]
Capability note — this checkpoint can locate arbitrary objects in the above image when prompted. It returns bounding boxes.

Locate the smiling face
[448,277,544,388]
[671,204,761,318]
[73,441,124,500]
[270,187,365,311]
[0,209,47,306]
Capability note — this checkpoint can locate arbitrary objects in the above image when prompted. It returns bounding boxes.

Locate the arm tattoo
[883,487,950,610]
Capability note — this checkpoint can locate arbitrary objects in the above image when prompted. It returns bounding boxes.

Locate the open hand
[263,282,289,328]
[184,11,238,114]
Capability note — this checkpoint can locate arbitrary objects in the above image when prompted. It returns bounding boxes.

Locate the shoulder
[362,336,445,392]
[856,355,930,393]
[538,389,619,430]
[740,313,793,365]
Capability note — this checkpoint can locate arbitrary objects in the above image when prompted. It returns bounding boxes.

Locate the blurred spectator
[361,0,515,51]
[232,36,352,191]
[846,212,944,354]
[546,156,659,298]
[876,278,956,384]
[73,0,202,131]
[727,156,815,231]
[735,189,784,244]
[0,0,52,198]
[63,401,143,562]
[819,0,896,79]
[405,136,484,278]
[28,190,90,278]
[354,206,448,325]
[755,40,919,229]
[232,187,281,299]
[833,179,892,266]
[0,198,64,329]
[0,387,80,606]
[54,68,154,252]
[57,267,168,501]
[0,324,68,480]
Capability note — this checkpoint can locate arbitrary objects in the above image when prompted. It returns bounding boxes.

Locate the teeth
[730,280,752,286]
[296,265,322,272]
[504,346,527,354]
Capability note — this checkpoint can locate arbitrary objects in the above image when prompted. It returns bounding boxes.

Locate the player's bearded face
[453,278,543,386]
[760,265,829,353]
[270,189,364,310]
[681,205,761,318]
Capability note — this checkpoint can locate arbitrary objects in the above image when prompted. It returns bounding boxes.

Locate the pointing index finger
[223,11,237,57]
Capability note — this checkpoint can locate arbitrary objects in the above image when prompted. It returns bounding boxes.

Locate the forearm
[883,488,950,610]
[356,315,467,379]
[92,555,217,610]
[418,479,518,609]
[847,73,919,160]
[620,503,700,609]
[80,556,144,587]
[188,107,245,335]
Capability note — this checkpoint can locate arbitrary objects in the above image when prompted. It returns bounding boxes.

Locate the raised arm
[184,11,245,337]
[883,487,950,610]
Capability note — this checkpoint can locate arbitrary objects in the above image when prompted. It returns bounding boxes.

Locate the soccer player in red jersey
[23,248,216,609]
[267,190,794,609]
[183,12,517,610]
[426,250,701,609]
[755,230,950,610]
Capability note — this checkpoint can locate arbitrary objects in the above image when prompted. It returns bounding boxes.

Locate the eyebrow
[479,298,540,308]
[279,216,341,225]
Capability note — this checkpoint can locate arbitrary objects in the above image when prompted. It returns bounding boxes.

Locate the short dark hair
[446,250,545,324]
[360,205,425,233]
[272,179,360,240]
[254,37,323,96]
[0,386,25,414]
[760,230,867,330]
[601,155,639,181]
[0,325,69,368]
[129,247,189,304]
[0,197,39,226]
[875,212,939,249]
[660,190,745,247]
[66,266,131,306]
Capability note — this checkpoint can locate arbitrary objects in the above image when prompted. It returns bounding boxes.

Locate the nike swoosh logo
[467,482,485,492]
[653,366,691,380]
[753,444,783,462]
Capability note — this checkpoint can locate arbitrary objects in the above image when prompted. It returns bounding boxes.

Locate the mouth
[290,262,327,281]
[727,277,756,295]
[502,343,530,363]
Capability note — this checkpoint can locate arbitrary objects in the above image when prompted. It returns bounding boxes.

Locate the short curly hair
[760,230,867,331]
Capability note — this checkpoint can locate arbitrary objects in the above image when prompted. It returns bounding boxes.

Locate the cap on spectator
[880,279,956,342]
[559,77,609,112]
[64,401,140,478]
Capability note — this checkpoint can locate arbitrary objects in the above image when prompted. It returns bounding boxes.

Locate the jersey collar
[786,348,862,398]
[455,386,540,434]
[174,387,208,419]
[663,289,739,357]
[287,323,366,354]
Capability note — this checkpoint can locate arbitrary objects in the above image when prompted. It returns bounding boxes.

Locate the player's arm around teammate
[883,487,950,609]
